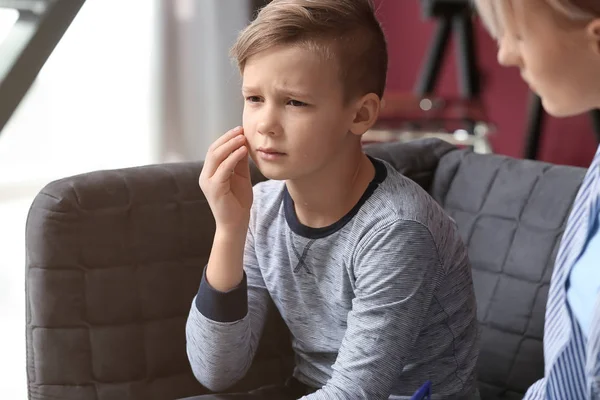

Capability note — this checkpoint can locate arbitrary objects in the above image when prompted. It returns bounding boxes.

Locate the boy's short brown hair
[231,0,388,101]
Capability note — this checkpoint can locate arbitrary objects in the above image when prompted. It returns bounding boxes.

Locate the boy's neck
[285,146,375,229]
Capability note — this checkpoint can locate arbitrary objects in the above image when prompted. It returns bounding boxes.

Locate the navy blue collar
[283,156,387,239]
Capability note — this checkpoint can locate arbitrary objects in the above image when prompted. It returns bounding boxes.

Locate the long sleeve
[523,379,545,400]
[301,219,444,399]
[185,224,270,392]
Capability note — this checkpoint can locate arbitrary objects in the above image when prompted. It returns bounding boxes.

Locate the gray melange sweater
[186,158,479,399]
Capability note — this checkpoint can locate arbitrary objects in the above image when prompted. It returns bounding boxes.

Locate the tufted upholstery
[25,139,586,400]
[25,163,293,400]
[430,150,584,399]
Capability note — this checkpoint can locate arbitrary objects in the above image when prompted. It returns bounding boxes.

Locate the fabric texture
[186,158,479,399]
[179,377,315,399]
[524,145,600,400]
[430,148,586,400]
[25,162,294,400]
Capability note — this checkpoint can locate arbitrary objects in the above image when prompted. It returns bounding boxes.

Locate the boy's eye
[246,96,262,103]
[288,100,308,107]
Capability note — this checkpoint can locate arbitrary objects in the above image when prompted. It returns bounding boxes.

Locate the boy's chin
[255,165,289,181]
[259,172,289,182]
[250,155,294,181]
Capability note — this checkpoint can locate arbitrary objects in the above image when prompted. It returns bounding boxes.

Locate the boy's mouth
[257,147,286,161]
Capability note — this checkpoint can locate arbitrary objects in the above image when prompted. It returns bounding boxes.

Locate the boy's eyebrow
[242,86,313,100]
[241,86,261,94]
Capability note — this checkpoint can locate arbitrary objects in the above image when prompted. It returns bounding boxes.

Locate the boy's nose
[257,110,281,136]
[257,121,277,136]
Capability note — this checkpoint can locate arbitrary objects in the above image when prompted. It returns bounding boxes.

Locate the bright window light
[0,8,19,45]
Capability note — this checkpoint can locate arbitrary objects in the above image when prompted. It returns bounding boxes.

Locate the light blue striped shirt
[525,145,600,400]
[567,209,600,338]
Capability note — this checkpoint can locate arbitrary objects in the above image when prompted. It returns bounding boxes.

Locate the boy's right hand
[199,127,253,233]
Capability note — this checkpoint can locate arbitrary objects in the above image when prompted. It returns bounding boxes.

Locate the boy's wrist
[206,226,247,292]
[214,223,248,242]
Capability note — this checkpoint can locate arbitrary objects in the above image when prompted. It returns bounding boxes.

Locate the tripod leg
[454,12,479,98]
[453,12,479,133]
[590,109,600,143]
[524,93,545,160]
[414,17,452,96]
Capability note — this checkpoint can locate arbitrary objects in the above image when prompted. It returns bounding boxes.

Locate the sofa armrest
[25,161,290,400]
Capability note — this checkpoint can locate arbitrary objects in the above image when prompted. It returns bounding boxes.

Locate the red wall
[374,0,597,167]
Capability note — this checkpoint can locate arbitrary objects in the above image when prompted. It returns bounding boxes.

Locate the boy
[474,1,600,399]
[186,0,479,398]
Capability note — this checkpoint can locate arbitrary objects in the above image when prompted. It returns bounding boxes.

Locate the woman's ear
[349,93,381,136]
[586,18,600,55]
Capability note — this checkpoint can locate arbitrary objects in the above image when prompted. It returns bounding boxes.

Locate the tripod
[364,0,491,152]
[524,95,600,160]
[415,0,479,100]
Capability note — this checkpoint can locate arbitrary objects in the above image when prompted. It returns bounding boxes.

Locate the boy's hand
[200,127,253,233]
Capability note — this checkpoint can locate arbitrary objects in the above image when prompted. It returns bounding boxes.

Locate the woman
[473,1,600,399]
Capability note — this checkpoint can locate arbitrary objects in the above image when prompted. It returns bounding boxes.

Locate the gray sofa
[25,139,585,400]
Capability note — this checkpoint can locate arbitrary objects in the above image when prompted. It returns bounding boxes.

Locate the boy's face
[241,45,359,181]
[496,0,600,117]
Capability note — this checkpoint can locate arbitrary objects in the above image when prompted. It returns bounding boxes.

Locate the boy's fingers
[208,126,243,153]
[213,146,248,184]
[212,135,246,166]
[234,149,251,179]
[204,135,246,177]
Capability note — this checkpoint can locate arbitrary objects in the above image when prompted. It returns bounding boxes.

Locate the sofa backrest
[429,148,585,399]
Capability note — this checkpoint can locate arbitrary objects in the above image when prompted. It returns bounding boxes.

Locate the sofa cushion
[431,149,585,399]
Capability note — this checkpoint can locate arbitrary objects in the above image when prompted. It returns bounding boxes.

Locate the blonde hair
[230,0,388,100]
[474,0,599,38]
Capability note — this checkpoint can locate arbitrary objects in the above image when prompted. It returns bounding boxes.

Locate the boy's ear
[350,93,381,136]
[586,18,600,55]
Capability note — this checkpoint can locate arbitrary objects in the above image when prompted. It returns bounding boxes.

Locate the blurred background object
[0,1,252,398]
[524,94,600,160]
[0,0,84,135]
[365,0,494,154]
[374,0,598,166]
[160,0,248,163]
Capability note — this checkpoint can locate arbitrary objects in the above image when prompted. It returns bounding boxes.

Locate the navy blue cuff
[195,266,248,322]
